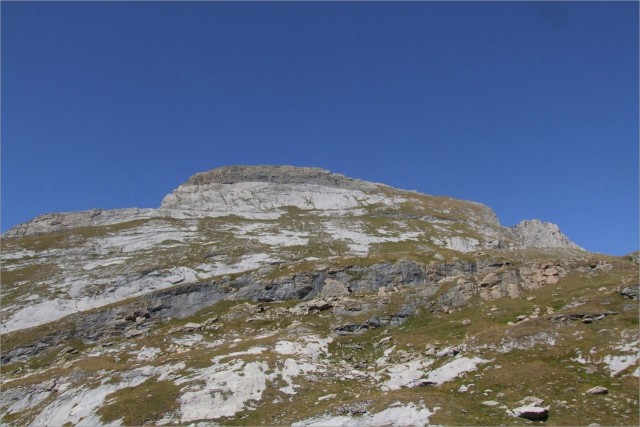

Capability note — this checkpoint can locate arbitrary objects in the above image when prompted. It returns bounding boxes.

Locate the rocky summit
[1,165,638,426]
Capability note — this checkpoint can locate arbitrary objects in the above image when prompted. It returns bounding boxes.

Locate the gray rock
[425,344,436,356]
[511,219,583,250]
[551,311,618,324]
[335,400,373,415]
[619,285,639,301]
[585,386,608,395]
[42,379,56,391]
[183,322,202,331]
[1,208,158,238]
[480,273,501,287]
[320,278,349,299]
[125,329,144,338]
[292,299,333,315]
[508,405,549,420]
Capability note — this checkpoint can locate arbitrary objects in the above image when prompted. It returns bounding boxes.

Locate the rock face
[1,166,584,334]
[0,166,638,427]
[160,166,382,215]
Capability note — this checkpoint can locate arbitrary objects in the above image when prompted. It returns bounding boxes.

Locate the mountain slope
[1,166,636,427]
[1,166,580,333]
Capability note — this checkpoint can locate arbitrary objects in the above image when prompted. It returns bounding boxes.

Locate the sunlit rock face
[510,219,583,250]
[1,166,582,334]
[6,166,628,427]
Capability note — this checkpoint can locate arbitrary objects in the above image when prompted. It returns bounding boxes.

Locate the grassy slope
[1,250,637,426]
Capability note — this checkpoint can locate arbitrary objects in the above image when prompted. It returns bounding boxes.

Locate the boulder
[619,286,639,301]
[183,322,202,331]
[308,300,333,311]
[585,386,608,395]
[479,273,501,287]
[291,299,334,315]
[425,344,436,356]
[125,329,144,338]
[42,379,56,391]
[508,405,549,420]
[320,278,350,298]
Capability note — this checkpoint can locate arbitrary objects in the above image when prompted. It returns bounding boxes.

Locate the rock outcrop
[510,219,583,250]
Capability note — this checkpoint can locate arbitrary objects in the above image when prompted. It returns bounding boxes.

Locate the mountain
[1,166,637,426]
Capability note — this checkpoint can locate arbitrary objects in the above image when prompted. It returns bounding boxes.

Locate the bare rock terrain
[1,166,637,426]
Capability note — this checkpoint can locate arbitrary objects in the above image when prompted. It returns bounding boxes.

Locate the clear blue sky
[2,1,638,255]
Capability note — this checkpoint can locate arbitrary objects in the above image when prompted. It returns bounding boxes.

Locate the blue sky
[2,1,638,255]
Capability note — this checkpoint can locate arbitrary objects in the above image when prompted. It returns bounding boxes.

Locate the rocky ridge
[1,166,581,334]
[1,166,637,426]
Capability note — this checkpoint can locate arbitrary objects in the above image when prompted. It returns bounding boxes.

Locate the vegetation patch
[98,379,181,425]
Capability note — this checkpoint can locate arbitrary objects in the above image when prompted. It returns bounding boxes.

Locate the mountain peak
[181,165,378,189]
[159,165,379,211]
